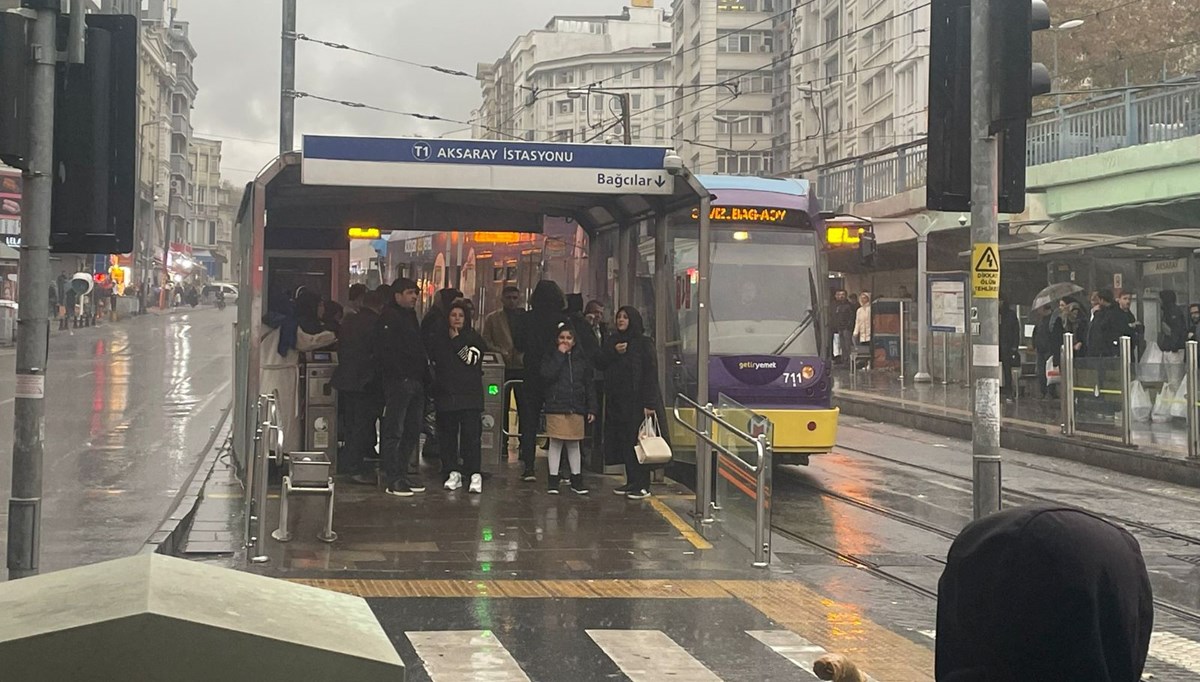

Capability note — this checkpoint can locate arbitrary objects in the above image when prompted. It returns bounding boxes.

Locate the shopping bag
[1152,382,1177,423]
[833,333,842,359]
[1138,342,1164,384]
[1164,350,1186,386]
[1130,380,1152,422]
[635,414,673,465]
[1045,357,1062,386]
[1172,379,1191,419]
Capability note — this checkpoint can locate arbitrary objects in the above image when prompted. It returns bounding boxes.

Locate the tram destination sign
[689,205,806,227]
[302,136,675,195]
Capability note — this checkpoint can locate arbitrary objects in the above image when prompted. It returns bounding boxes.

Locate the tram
[663,175,846,466]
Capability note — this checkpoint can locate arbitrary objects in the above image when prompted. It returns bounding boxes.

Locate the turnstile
[480,353,506,473]
[301,351,339,465]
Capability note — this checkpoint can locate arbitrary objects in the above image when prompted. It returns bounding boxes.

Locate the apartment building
[189,137,223,278]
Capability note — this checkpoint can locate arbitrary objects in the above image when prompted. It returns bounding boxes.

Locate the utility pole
[280,0,297,154]
[7,2,60,580]
[969,0,1002,519]
[619,92,632,145]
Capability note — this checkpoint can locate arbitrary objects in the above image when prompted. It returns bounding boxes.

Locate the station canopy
[253,136,708,245]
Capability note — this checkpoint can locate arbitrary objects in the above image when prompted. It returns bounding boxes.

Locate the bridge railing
[808,80,1200,209]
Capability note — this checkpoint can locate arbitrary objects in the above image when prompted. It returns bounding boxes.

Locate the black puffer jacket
[429,328,487,413]
[540,348,596,416]
[936,504,1153,682]
[597,306,660,422]
[515,282,567,389]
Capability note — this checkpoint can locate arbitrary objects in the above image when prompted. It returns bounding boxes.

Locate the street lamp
[712,114,749,174]
[1051,19,1085,106]
[568,88,632,145]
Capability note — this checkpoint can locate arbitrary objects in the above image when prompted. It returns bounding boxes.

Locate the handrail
[672,392,773,567]
[673,392,766,471]
[245,392,278,564]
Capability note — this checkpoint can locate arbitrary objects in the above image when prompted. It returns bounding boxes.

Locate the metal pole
[1062,332,1075,435]
[654,211,669,402]
[915,232,932,382]
[1188,340,1199,458]
[620,92,632,145]
[7,5,57,580]
[67,0,86,64]
[899,300,907,385]
[1120,336,1133,446]
[696,192,713,523]
[969,0,1001,520]
[753,435,772,568]
[280,0,298,153]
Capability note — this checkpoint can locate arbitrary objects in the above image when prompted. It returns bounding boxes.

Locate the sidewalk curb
[834,392,1200,488]
[142,404,234,557]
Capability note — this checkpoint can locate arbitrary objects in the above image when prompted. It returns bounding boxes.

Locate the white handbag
[635,414,673,465]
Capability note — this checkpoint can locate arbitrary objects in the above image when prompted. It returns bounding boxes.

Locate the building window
[548,102,556,118]
[655,94,666,108]
[593,95,604,111]
[654,63,668,81]
[208,221,216,244]
[631,94,642,109]
[631,124,642,140]
[631,66,642,81]
[555,129,574,142]
[824,57,840,81]
[555,70,575,86]
[558,100,574,115]
[823,12,840,44]
[654,124,665,140]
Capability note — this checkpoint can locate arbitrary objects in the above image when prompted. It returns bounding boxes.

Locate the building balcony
[168,194,192,221]
[171,113,193,140]
[170,152,192,179]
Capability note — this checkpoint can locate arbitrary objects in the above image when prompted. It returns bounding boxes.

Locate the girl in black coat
[430,300,488,494]
[540,324,596,494]
[598,306,660,500]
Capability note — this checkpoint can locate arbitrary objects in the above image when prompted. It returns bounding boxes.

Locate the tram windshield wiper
[772,309,814,356]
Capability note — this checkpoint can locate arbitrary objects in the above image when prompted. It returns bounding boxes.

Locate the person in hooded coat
[514,280,568,481]
[259,291,337,455]
[935,504,1153,682]
[430,299,488,494]
[597,306,661,500]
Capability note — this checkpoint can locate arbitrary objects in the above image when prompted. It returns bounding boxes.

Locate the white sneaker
[468,473,482,494]
[444,471,462,491]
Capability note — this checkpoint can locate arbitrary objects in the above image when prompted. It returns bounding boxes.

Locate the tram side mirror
[858,232,877,268]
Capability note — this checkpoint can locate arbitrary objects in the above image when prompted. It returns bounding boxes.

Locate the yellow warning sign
[972,243,1000,299]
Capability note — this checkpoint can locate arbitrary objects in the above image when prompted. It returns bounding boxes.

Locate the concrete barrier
[0,554,405,681]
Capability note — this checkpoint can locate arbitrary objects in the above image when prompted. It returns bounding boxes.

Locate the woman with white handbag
[597,306,663,501]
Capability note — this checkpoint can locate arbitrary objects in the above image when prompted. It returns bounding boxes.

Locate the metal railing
[1059,332,1134,445]
[245,393,281,563]
[808,81,1200,209]
[672,393,773,567]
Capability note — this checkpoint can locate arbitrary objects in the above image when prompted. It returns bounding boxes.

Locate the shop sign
[1143,258,1187,276]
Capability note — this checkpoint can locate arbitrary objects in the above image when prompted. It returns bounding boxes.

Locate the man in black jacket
[333,289,385,483]
[376,278,429,497]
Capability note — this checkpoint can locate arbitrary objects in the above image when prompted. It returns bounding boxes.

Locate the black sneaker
[405,478,426,493]
[521,467,537,482]
[547,474,560,494]
[570,475,589,495]
[613,484,633,496]
[385,479,414,497]
[626,488,650,500]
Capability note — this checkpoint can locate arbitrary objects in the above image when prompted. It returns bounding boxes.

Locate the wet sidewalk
[183,456,937,680]
[834,368,1200,485]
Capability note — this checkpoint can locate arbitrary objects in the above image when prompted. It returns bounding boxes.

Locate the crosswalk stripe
[406,630,531,681]
[586,629,723,681]
[1150,632,1200,675]
[748,630,880,681]
[920,628,1200,675]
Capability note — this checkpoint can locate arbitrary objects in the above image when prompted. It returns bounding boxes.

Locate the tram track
[770,450,1200,625]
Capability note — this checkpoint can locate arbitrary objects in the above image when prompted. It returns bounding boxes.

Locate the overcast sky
[184,0,669,185]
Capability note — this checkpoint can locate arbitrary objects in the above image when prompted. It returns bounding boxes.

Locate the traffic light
[50,13,138,255]
[0,13,30,170]
[858,232,877,268]
[927,0,1053,214]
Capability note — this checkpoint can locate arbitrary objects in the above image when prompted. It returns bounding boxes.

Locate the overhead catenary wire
[293,32,477,79]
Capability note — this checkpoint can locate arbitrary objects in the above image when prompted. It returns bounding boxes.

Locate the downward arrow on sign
[654,177,666,187]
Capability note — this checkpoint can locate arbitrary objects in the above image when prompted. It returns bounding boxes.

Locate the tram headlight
[801,365,816,381]
[732,230,750,241]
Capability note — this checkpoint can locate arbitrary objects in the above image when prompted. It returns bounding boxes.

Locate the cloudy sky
[183,0,669,185]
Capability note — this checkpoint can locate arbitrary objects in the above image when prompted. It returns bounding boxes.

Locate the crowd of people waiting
[260,278,662,500]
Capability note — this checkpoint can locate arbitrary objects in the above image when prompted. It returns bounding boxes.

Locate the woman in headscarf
[259,291,337,454]
[597,305,660,500]
[513,280,568,481]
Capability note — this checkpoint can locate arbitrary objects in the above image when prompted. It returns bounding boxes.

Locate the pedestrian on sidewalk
[1056,297,1088,363]
[999,296,1021,400]
[1032,304,1059,399]
[431,299,488,494]
[347,283,367,314]
[1086,289,1123,358]
[375,277,429,497]
[936,505,1152,682]
[515,280,568,482]
[598,306,661,501]
[1117,291,1143,360]
[332,289,385,483]
[831,290,855,365]
[482,285,525,456]
[540,323,595,495]
[852,292,873,369]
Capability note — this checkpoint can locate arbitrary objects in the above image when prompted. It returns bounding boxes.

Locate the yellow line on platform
[648,496,713,550]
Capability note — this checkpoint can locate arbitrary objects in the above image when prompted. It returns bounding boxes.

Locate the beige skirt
[545,413,585,441]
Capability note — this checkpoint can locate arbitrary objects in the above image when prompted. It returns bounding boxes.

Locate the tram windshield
[674,229,821,357]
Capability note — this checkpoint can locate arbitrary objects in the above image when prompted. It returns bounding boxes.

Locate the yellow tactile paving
[648,496,715,549]
[289,577,934,681]
[719,580,934,682]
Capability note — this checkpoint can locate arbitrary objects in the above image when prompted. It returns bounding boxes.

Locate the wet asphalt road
[0,307,234,577]
[770,416,1200,679]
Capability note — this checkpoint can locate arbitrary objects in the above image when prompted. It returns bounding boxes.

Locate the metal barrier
[1188,340,1199,459]
[672,393,773,567]
[271,451,336,545]
[1061,333,1135,446]
[245,393,279,564]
